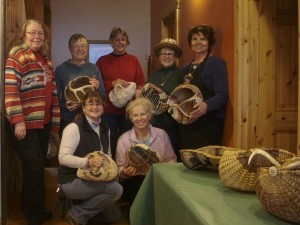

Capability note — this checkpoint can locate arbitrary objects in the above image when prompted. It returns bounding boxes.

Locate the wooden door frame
[298,1,300,156]
[0,0,5,222]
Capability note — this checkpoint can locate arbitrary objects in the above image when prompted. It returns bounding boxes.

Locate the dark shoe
[27,221,42,225]
[42,211,53,221]
[65,211,83,225]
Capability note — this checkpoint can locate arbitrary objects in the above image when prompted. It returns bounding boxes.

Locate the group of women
[4,19,228,225]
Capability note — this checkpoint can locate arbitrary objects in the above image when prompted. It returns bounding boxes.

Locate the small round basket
[109,82,136,108]
[180,145,239,170]
[77,151,118,182]
[140,83,169,115]
[127,144,161,174]
[218,148,296,192]
[252,150,300,223]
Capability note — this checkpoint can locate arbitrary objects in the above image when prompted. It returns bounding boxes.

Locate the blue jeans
[101,113,132,159]
[61,178,123,225]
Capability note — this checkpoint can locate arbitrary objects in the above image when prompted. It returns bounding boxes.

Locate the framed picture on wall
[88,40,112,64]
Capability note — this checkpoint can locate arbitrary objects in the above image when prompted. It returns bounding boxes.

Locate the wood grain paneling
[235,0,298,154]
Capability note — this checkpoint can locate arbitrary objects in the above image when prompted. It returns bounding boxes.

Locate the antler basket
[77,151,118,182]
[218,148,296,192]
[251,149,300,223]
[64,76,94,104]
[180,145,239,170]
[167,83,203,124]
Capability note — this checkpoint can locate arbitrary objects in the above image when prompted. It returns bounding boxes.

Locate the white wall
[51,0,150,77]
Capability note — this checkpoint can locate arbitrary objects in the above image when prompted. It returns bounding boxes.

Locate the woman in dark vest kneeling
[57,90,123,225]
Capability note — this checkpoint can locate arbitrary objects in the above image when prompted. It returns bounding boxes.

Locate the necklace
[184,55,207,83]
[160,71,172,87]
[184,63,201,83]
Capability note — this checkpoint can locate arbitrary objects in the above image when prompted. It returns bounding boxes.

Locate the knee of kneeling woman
[109,181,123,201]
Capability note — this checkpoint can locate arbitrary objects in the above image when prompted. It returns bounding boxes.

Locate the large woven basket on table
[180,145,239,170]
[249,149,300,223]
[218,148,296,192]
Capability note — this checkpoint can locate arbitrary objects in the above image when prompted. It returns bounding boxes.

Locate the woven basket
[218,148,296,192]
[180,145,239,170]
[64,76,94,104]
[167,83,203,124]
[47,132,60,159]
[252,150,300,223]
[127,144,161,174]
[141,83,169,115]
[77,151,118,182]
[109,82,136,108]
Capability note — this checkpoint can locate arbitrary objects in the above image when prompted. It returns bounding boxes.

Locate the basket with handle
[180,145,240,170]
[218,147,296,192]
[64,76,94,104]
[167,83,203,124]
[77,151,118,182]
[249,149,300,223]
[126,144,161,174]
[140,83,169,115]
[109,82,137,108]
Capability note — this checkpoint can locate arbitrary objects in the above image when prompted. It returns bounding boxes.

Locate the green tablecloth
[130,163,296,225]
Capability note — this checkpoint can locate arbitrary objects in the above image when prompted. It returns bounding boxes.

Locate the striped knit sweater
[5,44,60,133]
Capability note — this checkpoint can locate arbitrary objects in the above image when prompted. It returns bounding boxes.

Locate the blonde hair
[126,97,154,119]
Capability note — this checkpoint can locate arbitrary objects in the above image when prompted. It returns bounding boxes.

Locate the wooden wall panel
[5,0,26,197]
[257,0,276,147]
[234,0,298,154]
[234,0,260,149]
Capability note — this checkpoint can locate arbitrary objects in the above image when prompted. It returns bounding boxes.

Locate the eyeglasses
[26,31,45,37]
[86,102,102,107]
[160,53,175,57]
[72,44,88,49]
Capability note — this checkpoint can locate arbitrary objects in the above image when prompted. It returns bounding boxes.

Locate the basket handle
[281,158,300,170]
[247,148,281,167]
[89,151,113,177]
[114,83,126,95]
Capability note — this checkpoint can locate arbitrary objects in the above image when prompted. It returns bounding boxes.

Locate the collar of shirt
[85,116,101,133]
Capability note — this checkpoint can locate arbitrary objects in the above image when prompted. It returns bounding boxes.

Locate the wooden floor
[6,168,130,225]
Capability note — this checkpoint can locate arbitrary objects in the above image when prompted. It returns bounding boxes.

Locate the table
[130,163,296,225]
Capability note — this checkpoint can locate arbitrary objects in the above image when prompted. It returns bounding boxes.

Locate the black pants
[120,176,145,205]
[8,123,50,223]
[179,112,225,149]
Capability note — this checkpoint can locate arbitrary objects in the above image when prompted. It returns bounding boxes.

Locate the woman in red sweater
[96,27,145,159]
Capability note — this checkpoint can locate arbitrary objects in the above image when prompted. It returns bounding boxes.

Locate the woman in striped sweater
[5,19,60,225]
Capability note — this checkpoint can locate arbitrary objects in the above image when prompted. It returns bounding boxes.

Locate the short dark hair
[82,90,104,107]
[68,34,88,48]
[187,24,216,53]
